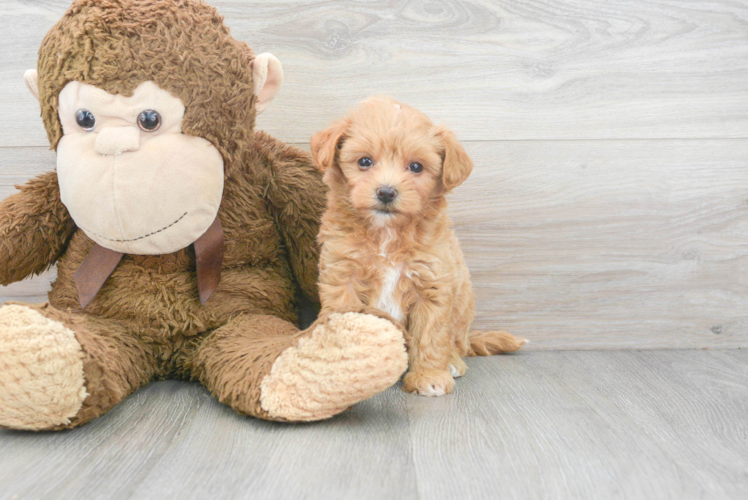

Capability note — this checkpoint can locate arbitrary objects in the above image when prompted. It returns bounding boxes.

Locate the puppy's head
[311,96,473,225]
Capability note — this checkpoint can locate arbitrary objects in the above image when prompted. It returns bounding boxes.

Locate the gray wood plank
[129,384,416,500]
[2,351,745,500]
[456,139,748,349]
[2,0,748,147]
[0,269,54,305]
[0,146,55,181]
[0,382,207,500]
[407,350,748,500]
[0,381,416,500]
[714,348,748,369]
[555,350,748,498]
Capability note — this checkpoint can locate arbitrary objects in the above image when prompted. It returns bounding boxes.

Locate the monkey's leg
[188,309,407,422]
[0,303,157,430]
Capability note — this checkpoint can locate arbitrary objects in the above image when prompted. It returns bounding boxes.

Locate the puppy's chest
[373,252,427,325]
[375,262,407,324]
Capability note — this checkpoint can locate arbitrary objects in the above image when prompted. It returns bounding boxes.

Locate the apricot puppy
[311,96,525,396]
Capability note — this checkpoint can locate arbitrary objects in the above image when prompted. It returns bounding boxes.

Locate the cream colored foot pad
[260,312,407,421]
[0,305,87,430]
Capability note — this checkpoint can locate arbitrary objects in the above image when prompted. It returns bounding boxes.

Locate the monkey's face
[55,81,224,255]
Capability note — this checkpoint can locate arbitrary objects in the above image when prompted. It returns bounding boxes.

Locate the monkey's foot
[0,304,87,430]
[259,311,407,421]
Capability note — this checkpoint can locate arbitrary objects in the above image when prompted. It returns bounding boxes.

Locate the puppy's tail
[467,330,527,357]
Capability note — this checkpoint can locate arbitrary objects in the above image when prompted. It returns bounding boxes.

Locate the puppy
[311,96,525,396]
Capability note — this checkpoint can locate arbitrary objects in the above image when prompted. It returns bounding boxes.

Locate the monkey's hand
[0,171,75,286]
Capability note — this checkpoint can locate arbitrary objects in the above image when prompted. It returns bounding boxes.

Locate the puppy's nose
[94,126,140,156]
[376,186,398,204]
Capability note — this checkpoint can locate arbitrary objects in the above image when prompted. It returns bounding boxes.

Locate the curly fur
[0,0,333,428]
[312,96,525,397]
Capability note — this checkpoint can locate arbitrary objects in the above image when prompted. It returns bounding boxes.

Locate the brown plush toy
[0,0,407,431]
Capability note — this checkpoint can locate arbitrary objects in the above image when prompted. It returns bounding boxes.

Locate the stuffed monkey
[0,0,407,430]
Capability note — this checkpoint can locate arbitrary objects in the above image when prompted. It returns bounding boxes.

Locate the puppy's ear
[310,119,349,172]
[435,126,473,190]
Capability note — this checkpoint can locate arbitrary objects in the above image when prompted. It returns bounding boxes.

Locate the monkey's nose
[376,186,398,204]
[94,126,140,156]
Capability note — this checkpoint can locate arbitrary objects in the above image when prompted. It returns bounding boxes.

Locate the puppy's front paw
[402,370,455,397]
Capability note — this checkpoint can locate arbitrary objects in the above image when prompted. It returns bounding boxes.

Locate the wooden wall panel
[453,140,748,348]
[1,0,746,349]
[1,0,748,146]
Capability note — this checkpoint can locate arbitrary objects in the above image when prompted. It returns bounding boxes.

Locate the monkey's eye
[137,110,161,132]
[409,162,424,173]
[75,109,96,131]
[358,157,373,169]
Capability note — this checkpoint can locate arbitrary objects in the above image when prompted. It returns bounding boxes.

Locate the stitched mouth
[79,212,188,243]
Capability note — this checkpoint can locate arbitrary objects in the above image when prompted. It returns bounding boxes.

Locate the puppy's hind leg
[449,351,467,378]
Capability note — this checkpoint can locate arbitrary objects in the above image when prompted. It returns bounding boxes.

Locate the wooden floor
[0,350,745,500]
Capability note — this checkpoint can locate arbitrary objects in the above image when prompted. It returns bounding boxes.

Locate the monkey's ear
[24,69,39,100]
[435,125,473,190]
[310,119,349,172]
[251,53,283,115]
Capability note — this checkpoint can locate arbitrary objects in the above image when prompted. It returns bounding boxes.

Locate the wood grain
[409,354,697,500]
[1,351,746,499]
[0,380,417,500]
[127,383,416,500]
[0,382,207,500]
[455,139,748,349]
[558,350,748,498]
[407,350,748,500]
[2,0,748,147]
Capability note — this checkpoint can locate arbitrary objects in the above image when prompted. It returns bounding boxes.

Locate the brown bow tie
[73,216,225,309]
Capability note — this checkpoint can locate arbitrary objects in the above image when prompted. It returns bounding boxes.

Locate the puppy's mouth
[373,207,398,216]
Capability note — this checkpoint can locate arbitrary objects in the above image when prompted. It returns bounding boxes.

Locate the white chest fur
[376,264,405,323]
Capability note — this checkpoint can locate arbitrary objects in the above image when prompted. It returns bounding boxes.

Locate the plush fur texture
[36,0,255,165]
[311,96,526,397]
[260,310,408,421]
[0,305,87,430]
[0,0,406,430]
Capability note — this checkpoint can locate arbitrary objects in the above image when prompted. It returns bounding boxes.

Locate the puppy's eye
[409,162,424,173]
[358,157,373,169]
[138,110,161,132]
[75,109,95,131]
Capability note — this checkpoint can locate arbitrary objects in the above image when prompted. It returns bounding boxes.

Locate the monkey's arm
[0,171,75,285]
[261,139,327,304]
